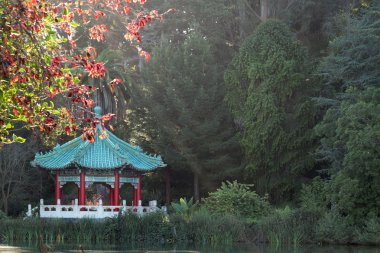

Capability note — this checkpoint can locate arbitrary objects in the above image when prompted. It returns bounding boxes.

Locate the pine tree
[314,2,380,223]
[137,33,242,201]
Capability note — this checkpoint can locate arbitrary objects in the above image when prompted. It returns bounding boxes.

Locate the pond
[1,243,379,253]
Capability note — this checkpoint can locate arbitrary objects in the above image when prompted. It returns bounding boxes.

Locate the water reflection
[2,243,380,253]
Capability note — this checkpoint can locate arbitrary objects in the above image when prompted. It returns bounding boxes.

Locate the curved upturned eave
[33,128,166,171]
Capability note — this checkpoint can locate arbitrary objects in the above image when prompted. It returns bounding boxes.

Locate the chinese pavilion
[31,106,166,218]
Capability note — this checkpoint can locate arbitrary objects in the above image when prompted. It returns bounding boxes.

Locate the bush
[170,197,198,221]
[0,210,8,220]
[354,216,380,245]
[300,177,328,214]
[203,180,270,221]
[315,209,354,243]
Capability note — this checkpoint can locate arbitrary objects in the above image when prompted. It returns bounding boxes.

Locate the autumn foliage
[0,0,172,143]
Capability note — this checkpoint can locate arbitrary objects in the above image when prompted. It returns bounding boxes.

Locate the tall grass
[0,212,247,245]
[256,207,320,246]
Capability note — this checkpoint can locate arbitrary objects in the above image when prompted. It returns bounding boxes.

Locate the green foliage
[355,216,380,245]
[182,209,247,245]
[314,1,380,225]
[0,210,8,220]
[134,32,242,200]
[0,0,66,143]
[315,209,354,243]
[320,3,380,92]
[224,20,316,202]
[0,213,247,245]
[171,197,198,221]
[203,181,270,220]
[257,207,320,245]
[300,177,328,214]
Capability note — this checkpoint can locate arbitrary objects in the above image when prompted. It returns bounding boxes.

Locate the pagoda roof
[33,107,165,171]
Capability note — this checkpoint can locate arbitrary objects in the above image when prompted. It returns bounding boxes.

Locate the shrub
[354,216,380,245]
[315,209,354,243]
[203,180,270,221]
[300,177,328,214]
[0,210,8,220]
[170,197,198,221]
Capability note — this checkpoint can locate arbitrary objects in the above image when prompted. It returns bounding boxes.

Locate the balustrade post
[27,204,32,217]
[98,199,104,217]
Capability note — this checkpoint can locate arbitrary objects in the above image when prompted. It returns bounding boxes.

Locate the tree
[0,142,37,215]
[314,1,380,223]
[224,20,316,203]
[0,0,169,144]
[136,33,242,202]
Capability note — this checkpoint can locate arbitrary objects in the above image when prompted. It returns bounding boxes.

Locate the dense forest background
[0,0,379,239]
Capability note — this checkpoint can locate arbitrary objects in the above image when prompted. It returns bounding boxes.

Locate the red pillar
[109,188,114,206]
[79,169,86,205]
[114,170,120,206]
[55,171,61,204]
[137,175,142,204]
[133,186,137,206]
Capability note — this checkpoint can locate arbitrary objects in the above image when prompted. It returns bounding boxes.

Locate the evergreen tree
[137,33,242,201]
[224,20,316,203]
[314,2,380,223]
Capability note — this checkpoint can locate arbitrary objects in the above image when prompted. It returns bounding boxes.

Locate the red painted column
[114,170,120,206]
[79,169,86,205]
[133,186,137,206]
[137,175,142,204]
[55,171,61,204]
[109,188,114,206]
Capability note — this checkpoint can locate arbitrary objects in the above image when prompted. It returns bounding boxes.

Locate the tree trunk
[165,168,171,205]
[260,0,269,21]
[4,198,8,216]
[237,0,248,38]
[193,173,200,203]
[2,190,8,215]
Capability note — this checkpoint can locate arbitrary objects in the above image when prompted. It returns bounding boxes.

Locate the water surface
[1,243,379,253]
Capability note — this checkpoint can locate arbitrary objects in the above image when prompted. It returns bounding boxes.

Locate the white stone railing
[37,199,166,219]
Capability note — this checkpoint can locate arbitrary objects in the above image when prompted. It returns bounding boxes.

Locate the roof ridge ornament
[94,106,102,118]
[32,105,166,171]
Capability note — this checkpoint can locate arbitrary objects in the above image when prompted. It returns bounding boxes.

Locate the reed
[257,207,319,245]
[0,212,247,245]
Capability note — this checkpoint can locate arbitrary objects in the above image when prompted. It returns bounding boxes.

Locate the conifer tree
[137,33,242,201]
[224,20,316,202]
[314,2,380,223]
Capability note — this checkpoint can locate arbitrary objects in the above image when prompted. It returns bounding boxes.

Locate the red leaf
[102,114,111,121]
[13,108,20,116]
[124,6,130,14]
[64,126,71,135]
[85,47,97,57]
[87,134,95,143]
[110,79,122,85]
[145,52,151,62]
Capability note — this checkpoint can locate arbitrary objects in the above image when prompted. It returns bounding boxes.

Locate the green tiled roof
[33,107,166,171]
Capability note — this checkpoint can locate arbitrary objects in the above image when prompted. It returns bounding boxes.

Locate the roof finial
[94,106,102,118]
